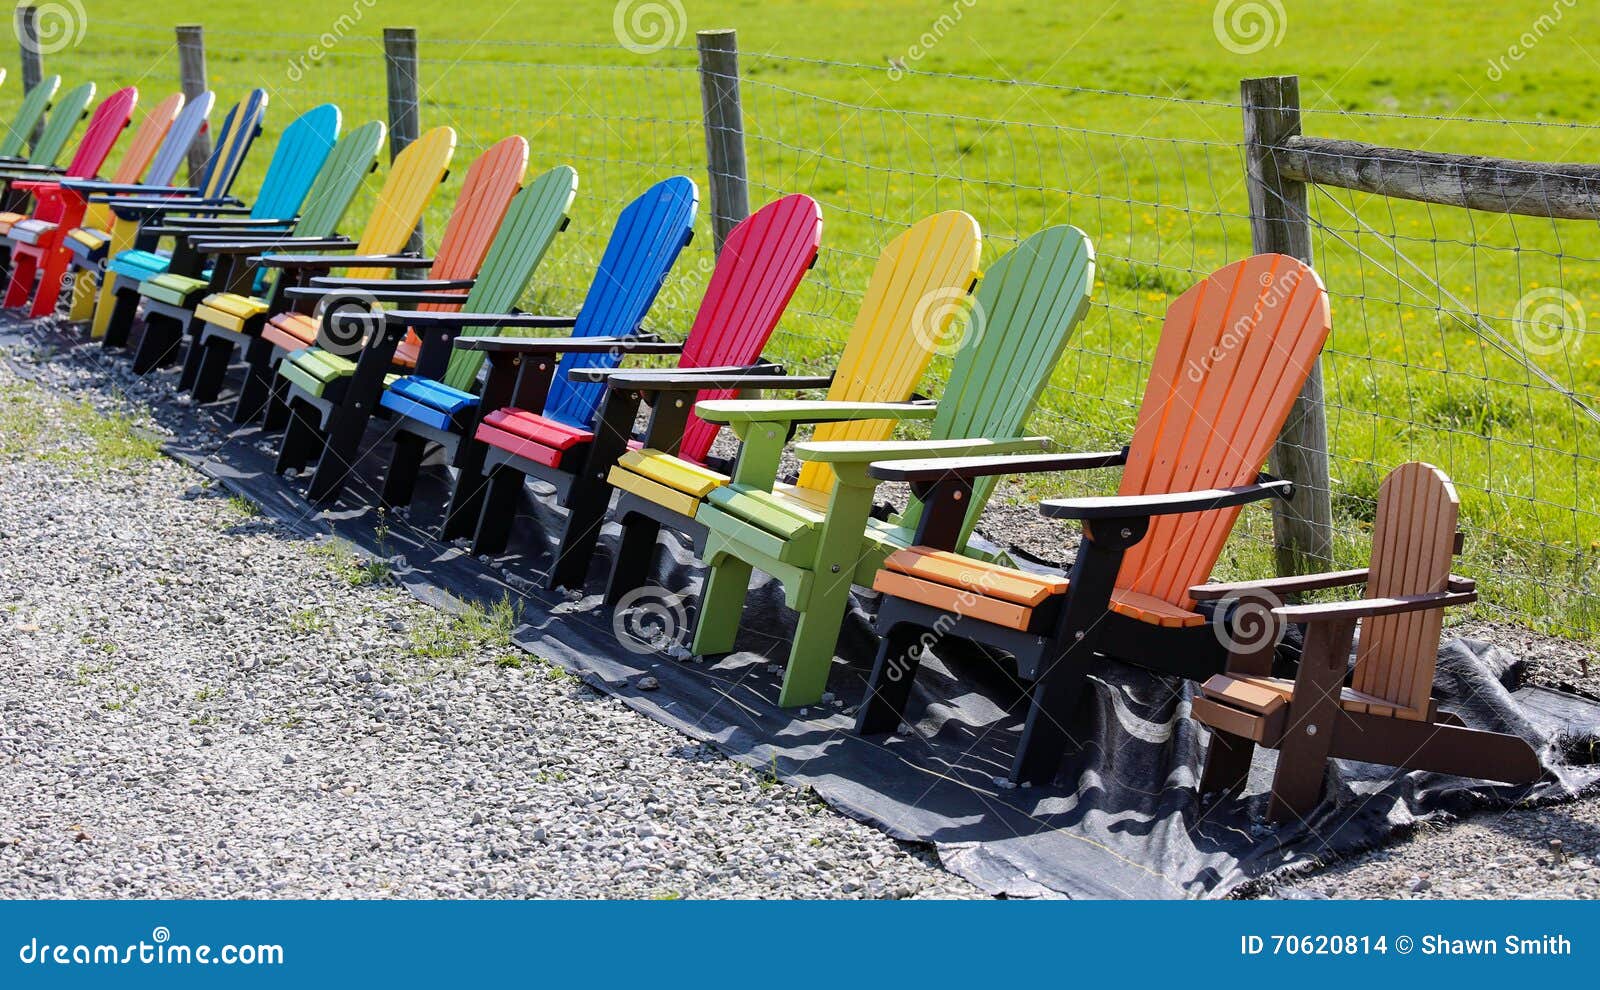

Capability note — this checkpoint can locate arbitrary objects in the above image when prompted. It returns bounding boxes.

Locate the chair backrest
[673,193,823,463]
[540,175,698,430]
[347,125,456,277]
[900,224,1096,544]
[1114,254,1331,608]
[108,92,183,184]
[246,102,339,221]
[419,135,528,289]
[26,79,92,165]
[143,90,214,187]
[196,89,269,202]
[1350,462,1459,717]
[62,86,137,179]
[0,74,59,159]
[439,164,579,392]
[795,210,983,493]
[292,119,385,237]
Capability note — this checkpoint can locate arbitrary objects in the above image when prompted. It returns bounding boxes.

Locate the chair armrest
[694,399,938,427]
[592,372,829,391]
[159,216,297,230]
[1275,588,1477,623]
[308,275,474,291]
[254,251,430,271]
[455,334,678,356]
[281,285,473,306]
[190,236,352,255]
[62,180,201,196]
[798,436,1050,465]
[867,448,1129,483]
[1189,569,1371,601]
[144,221,296,239]
[381,311,579,333]
[101,196,246,210]
[1040,476,1292,521]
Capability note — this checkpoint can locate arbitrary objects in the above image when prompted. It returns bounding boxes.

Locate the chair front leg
[1266,617,1357,823]
[1012,516,1145,786]
[547,386,643,591]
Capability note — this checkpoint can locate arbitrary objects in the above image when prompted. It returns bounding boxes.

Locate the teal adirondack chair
[0,74,61,162]
[690,224,1097,707]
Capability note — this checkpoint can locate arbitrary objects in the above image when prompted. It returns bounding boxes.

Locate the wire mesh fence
[6,25,1596,644]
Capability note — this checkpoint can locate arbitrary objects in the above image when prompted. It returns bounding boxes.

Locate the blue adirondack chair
[369,175,700,539]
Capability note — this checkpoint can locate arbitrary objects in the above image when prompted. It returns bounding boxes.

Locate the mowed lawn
[6,0,1598,637]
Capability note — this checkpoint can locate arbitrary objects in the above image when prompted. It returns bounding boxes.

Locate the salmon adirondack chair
[365,175,699,532]
[0,85,135,230]
[2,91,203,316]
[186,124,456,422]
[267,135,530,490]
[172,120,392,406]
[1192,462,1541,821]
[59,91,270,330]
[0,74,61,163]
[853,254,1332,785]
[272,162,579,504]
[458,190,823,591]
[0,79,94,192]
[688,222,1100,710]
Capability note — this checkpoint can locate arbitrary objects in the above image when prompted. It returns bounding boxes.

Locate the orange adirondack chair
[1192,462,1541,822]
[855,254,1332,785]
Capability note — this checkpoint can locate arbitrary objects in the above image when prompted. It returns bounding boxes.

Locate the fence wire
[6,28,1596,643]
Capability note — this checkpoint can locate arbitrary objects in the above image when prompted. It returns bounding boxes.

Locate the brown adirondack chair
[1191,461,1541,822]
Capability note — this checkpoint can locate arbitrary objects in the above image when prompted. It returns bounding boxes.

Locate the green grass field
[5,1,1598,638]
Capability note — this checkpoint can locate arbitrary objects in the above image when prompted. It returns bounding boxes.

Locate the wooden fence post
[383,26,425,260]
[176,25,211,183]
[16,5,44,146]
[696,29,749,255]
[1241,74,1334,576]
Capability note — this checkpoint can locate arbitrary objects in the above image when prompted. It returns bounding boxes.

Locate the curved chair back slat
[248,102,340,221]
[1115,254,1331,607]
[438,164,579,391]
[108,92,184,184]
[63,86,137,179]
[347,124,456,276]
[674,193,823,463]
[196,89,269,201]
[143,90,214,187]
[794,210,983,493]
[293,119,385,237]
[0,74,60,159]
[27,79,92,166]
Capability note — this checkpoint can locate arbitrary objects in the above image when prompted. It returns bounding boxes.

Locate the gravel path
[3,335,1598,900]
[0,357,979,899]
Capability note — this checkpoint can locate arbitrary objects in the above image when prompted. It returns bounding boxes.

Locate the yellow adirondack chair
[185,126,456,424]
[682,211,986,704]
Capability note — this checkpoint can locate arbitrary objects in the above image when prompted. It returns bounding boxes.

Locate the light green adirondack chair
[0,74,61,161]
[690,223,1097,707]
[2,79,94,173]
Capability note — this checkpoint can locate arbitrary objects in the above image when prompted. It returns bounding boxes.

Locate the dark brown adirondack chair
[1192,461,1541,822]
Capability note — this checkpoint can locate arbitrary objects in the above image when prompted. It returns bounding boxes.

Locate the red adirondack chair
[0,87,138,225]
[455,192,824,590]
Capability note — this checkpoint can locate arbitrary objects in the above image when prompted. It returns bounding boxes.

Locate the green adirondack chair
[0,80,94,209]
[0,74,61,161]
[687,224,1095,708]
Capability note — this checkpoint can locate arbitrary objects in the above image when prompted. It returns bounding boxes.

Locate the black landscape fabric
[8,322,1600,898]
